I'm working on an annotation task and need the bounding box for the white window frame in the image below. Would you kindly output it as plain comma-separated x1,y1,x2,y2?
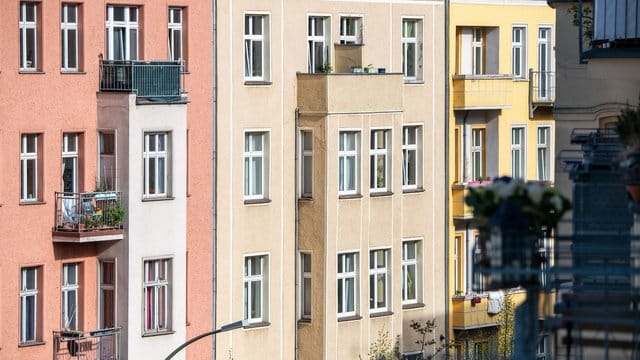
511,127,525,179
512,26,527,78
61,3,79,71
300,129,313,198
19,2,38,71
244,131,269,200
143,258,171,333
168,8,183,64
244,254,268,324
402,240,420,305
105,5,139,61
62,133,79,193
402,125,422,190
99,259,116,329
244,13,270,81
369,248,390,313
537,126,551,182
538,26,552,100
339,16,362,44
471,129,484,181
143,132,169,198
472,28,484,75
402,18,422,81
62,263,79,330
370,129,390,193
21,134,39,202
20,267,38,344
337,252,358,318
307,16,330,73
338,131,359,196
300,252,312,319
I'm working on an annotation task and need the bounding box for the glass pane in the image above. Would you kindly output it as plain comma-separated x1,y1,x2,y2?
314,18,323,36
113,7,125,21
67,264,77,285
158,260,167,280
252,157,262,195
146,262,156,282
376,156,386,188
338,255,344,273
244,16,250,35
346,133,355,151
145,288,155,330
313,42,323,72
303,156,312,194
252,40,262,77
338,157,345,192
244,157,250,195
345,254,354,272
67,5,77,23
406,43,416,77
113,28,124,60
253,16,263,35
251,281,261,318
303,254,311,272
252,134,262,151
404,21,415,37
67,290,77,328
129,7,137,22
26,4,35,22
303,278,311,316
243,282,249,318
369,274,375,308
148,159,156,194
407,265,416,300
24,268,36,290
102,262,114,285
158,158,166,194
346,156,355,191
147,134,156,152
158,286,166,328
26,28,35,68
171,9,181,24
249,257,261,276
25,296,36,340
66,133,77,152
406,242,416,259
407,150,416,185
102,289,115,328
377,274,386,307
376,251,386,268
474,47,482,74
26,159,36,199
345,278,354,312
130,29,138,60
337,279,343,313
302,132,313,151
20,30,24,67
172,30,181,60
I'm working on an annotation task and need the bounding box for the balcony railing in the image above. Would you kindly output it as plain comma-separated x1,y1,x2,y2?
53,191,124,243
53,327,120,360
99,60,184,100
452,74,513,110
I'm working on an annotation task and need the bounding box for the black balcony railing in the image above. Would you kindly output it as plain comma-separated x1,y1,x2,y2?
99,60,184,100
54,192,124,233
53,327,121,360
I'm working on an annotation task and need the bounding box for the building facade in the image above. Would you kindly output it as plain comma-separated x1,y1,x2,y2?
0,1,213,359
214,0,446,359
447,1,556,358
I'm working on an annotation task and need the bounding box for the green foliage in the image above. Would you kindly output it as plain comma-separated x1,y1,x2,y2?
615,100,640,152
497,292,516,359
367,327,400,360
105,203,125,227
409,319,452,360
320,63,333,73
568,4,593,42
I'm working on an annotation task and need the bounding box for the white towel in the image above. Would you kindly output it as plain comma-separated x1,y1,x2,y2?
487,290,504,314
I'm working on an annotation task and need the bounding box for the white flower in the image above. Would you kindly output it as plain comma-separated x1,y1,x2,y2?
527,183,545,205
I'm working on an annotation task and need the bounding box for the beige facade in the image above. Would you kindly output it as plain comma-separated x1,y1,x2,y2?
215,1,445,359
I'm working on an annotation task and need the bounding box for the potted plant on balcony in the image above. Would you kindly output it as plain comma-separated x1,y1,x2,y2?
615,100,640,201
105,203,125,228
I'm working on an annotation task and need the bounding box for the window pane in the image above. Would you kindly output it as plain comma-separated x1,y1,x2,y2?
376,274,386,308
102,289,115,328
148,160,156,194
158,286,166,328
244,157,250,195
24,268,36,290
66,264,77,285
251,281,261,318
302,132,313,151
338,157,345,192
158,134,166,152
26,28,36,68
303,278,311,315
251,157,262,195
314,18,323,35
406,43,416,77
253,16,263,35
102,262,114,285
376,155,386,188
369,274,375,308
345,278,354,312
345,254,354,272
303,254,311,272
67,5,77,23
158,158,166,194
252,134,262,151
337,279,343,313
407,150,416,185
129,7,137,22
313,42,324,72
252,40,263,77
407,264,416,300
26,159,36,198
145,288,155,330
303,156,312,194
346,156,355,190
130,29,138,60
376,251,386,268
24,296,36,340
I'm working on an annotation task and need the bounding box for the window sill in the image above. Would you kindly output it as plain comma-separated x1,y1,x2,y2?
370,191,393,197
244,321,270,329
334,42,365,47
244,80,272,86
297,318,312,324
298,196,313,202
404,80,424,85
369,311,394,318
19,341,46,347
512,77,529,82
142,330,175,338
19,200,46,206
19,70,45,74
338,194,362,200
402,302,426,310
61,70,86,75
403,187,425,194
337,315,362,323
142,196,175,202
244,198,272,205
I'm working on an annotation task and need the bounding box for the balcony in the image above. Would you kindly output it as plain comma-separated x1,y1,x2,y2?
452,74,513,110
452,184,474,220
297,73,404,115
53,327,120,360
529,70,555,118
53,192,124,243
99,60,185,101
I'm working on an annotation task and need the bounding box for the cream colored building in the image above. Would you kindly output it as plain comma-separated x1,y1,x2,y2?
214,0,446,359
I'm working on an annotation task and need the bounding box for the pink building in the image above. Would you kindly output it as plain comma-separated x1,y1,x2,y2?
0,1,213,359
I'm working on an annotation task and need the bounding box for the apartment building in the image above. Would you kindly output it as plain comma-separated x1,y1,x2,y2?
447,1,555,358
214,0,445,359
0,1,212,359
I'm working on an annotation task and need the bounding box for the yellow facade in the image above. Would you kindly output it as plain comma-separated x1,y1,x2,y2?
447,1,556,357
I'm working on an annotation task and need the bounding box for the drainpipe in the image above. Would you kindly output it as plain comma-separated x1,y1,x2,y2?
444,0,451,356
211,0,218,357
294,108,300,360
462,110,469,182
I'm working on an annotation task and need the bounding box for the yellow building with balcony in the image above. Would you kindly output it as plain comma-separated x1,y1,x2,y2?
447,1,556,358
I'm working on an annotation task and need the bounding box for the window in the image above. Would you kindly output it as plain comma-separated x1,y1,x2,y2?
369,249,389,313
143,259,171,333
300,252,312,319
370,130,390,193
99,260,115,329
402,241,420,304
300,130,313,198
337,253,357,317
472,28,484,75
244,132,269,200
538,27,552,100
19,2,38,71
143,132,169,198
308,16,330,73
471,129,485,181
511,127,525,179
402,126,421,190
20,134,40,202
62,133,79,193
402,19,422,81
168,8,186,70
537,126,551,181
454,235,464,294
244,14,270,81
338,131,359,196
244,255,268,323
62,263,79,330
61,3,79,71
512,26,526,78
339,16,362,44
474,341,490,360
106,5,139,61
99,132,116,190
20,266,40,343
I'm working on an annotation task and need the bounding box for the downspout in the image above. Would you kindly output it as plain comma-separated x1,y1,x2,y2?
294,108,300,360
462,110,469,182
211,0,218,357
444,0,451,355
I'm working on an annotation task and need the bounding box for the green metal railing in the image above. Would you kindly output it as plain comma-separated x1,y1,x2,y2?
100,60,184,100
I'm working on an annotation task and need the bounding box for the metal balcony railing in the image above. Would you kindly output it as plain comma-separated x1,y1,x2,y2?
54,192,124,233
99,60,184,99
530,70,555,104
53,327,121,360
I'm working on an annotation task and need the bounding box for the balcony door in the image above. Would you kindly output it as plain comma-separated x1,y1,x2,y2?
106,6,138,61
538,27,551,100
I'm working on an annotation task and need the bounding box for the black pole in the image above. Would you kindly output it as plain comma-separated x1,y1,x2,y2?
165,320,245,360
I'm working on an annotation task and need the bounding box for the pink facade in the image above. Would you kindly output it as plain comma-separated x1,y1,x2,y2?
0,1,212,358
